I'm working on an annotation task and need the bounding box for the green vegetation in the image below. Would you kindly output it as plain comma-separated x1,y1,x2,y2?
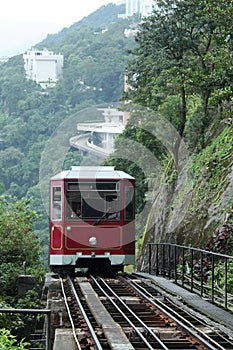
191,124,233,211
0,196,45,304
126,0,233,144
0,195,45,338
0,329,28,350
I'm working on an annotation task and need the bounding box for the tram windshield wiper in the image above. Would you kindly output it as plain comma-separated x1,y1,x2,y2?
93,208,110,226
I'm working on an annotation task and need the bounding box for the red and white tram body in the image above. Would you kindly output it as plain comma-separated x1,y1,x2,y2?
49,166,135,274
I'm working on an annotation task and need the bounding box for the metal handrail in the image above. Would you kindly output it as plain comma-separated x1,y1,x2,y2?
0,308,51,350
148,243,233,310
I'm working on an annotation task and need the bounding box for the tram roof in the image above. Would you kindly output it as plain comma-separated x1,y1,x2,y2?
50,166,135,181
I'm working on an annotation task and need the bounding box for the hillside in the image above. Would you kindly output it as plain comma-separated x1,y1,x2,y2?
0,3,136,261
0,3,135,196
137,122,233,270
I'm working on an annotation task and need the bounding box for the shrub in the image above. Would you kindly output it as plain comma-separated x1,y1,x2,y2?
0,329,28,349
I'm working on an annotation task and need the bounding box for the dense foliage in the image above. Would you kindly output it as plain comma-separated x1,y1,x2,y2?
0,329,28,350
0,196,45,303
124,0,233,150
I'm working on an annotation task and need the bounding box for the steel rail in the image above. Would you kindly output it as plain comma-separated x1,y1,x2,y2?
122,275,226,350
65,276,103,350
91,275,169,350
60,277,82,350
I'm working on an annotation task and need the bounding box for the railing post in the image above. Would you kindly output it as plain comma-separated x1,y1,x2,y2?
156,244,159,276
174,245,177,283
148,244,152,274
211,254,215,303
23,261,27,275
46,311,51,350
162,244,166,277
190,249,194,292
182,247,185,287
200,251,204,297
225,257,228,309
168,244,171,279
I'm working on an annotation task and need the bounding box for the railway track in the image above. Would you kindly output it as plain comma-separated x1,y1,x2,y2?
59,274,233,349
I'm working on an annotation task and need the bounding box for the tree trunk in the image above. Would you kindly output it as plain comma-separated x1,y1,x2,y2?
173,85,187,169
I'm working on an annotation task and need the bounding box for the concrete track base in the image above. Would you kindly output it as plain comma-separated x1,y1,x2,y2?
53,329,77,350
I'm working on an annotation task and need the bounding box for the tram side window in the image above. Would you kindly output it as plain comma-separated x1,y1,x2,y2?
124,186,134,221
52,187,62,220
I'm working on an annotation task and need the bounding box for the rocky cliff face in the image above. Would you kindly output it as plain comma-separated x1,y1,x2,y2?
137,122,233,271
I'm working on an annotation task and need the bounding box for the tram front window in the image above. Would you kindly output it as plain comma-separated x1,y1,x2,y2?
66,180,120,221
82,194,119,220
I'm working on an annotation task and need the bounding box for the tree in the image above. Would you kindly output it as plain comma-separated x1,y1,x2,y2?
126,0,233,148
0,196,45,302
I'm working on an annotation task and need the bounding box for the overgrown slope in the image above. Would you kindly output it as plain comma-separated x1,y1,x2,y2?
137,121,233,270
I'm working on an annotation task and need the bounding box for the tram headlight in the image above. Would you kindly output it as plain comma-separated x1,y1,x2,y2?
89,236,97,246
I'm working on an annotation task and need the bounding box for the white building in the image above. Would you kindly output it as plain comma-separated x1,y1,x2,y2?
23,49,63,88
126,0,141,16
119,0,155,18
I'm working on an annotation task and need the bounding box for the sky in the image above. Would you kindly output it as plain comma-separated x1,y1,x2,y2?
0,0,119,57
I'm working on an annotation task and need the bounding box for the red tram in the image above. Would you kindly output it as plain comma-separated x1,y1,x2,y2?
49,166,135,275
